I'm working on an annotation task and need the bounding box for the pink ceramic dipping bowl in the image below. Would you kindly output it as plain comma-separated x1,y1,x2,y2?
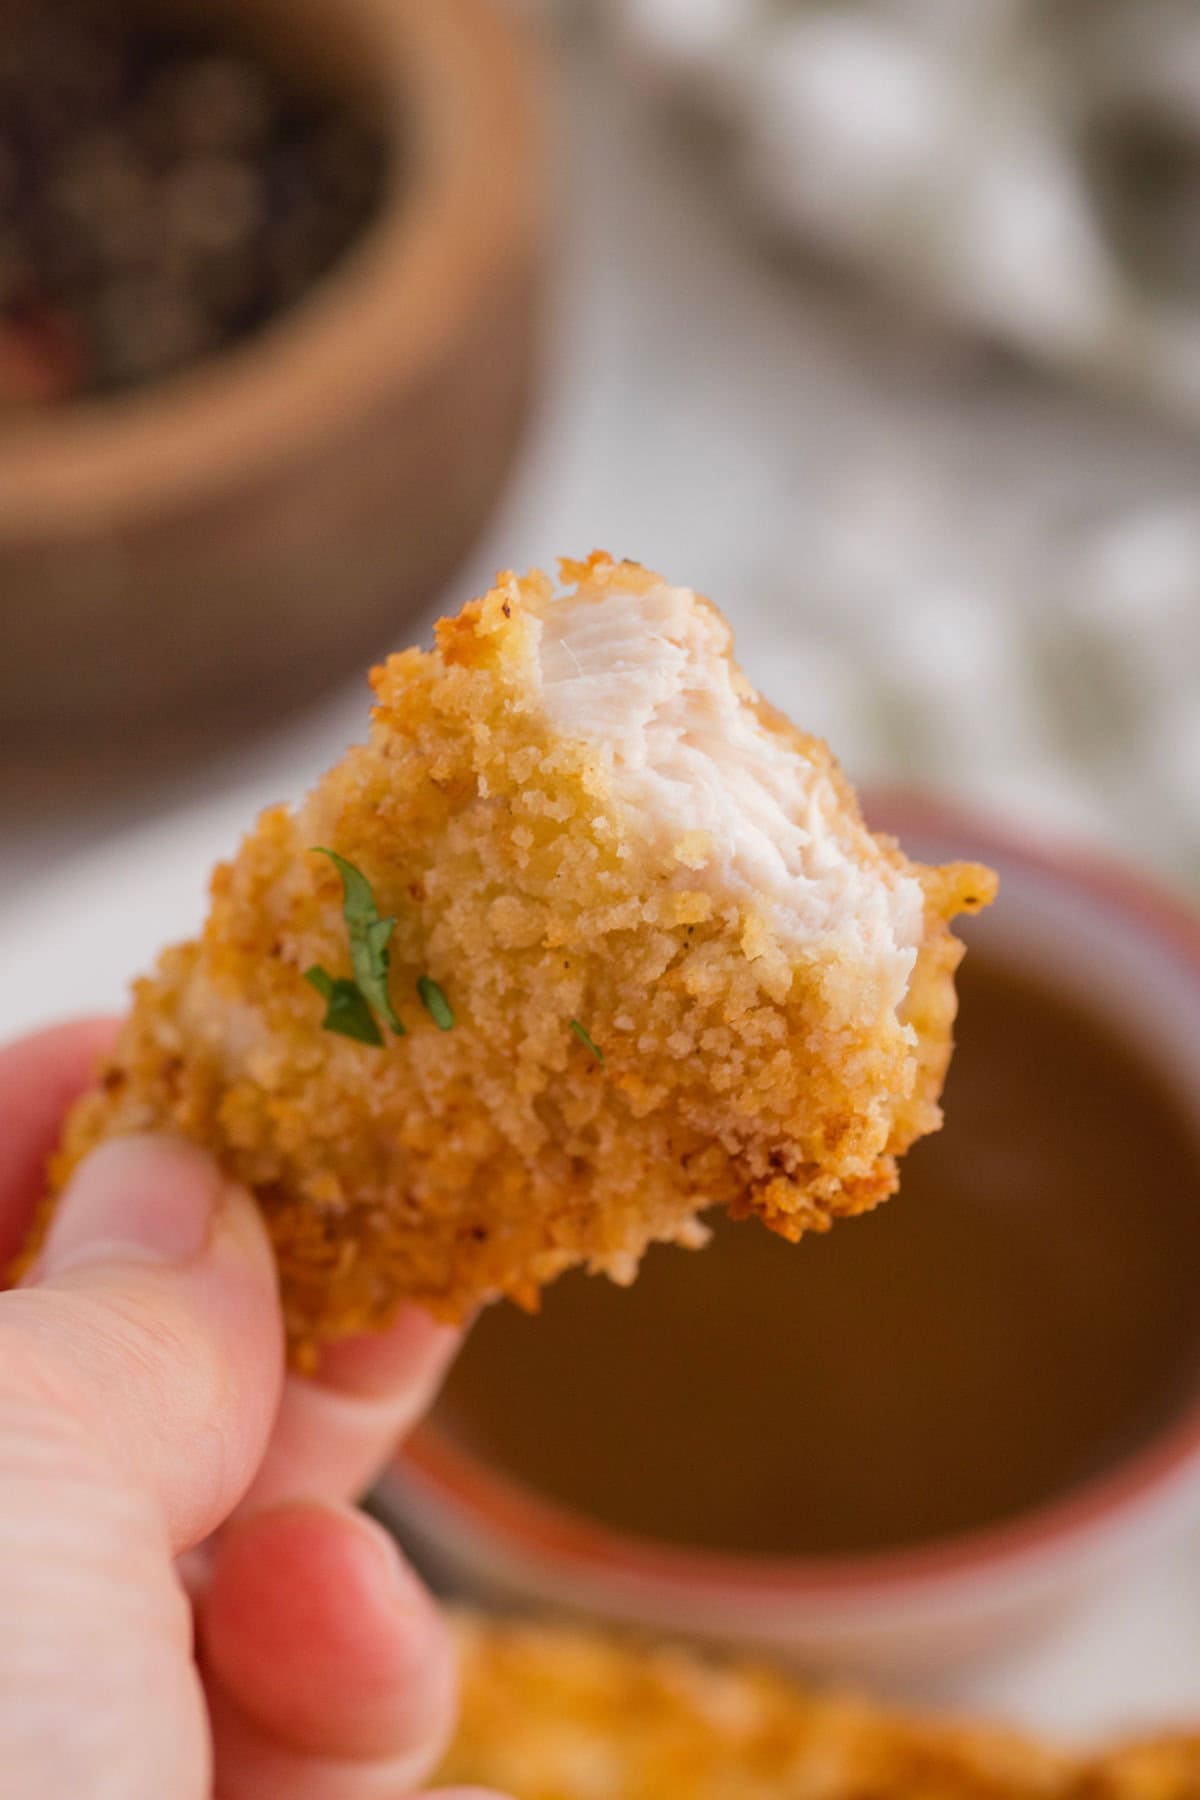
377,795,1200,1680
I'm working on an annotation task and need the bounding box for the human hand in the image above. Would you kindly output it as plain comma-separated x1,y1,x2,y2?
0,1020,505,1800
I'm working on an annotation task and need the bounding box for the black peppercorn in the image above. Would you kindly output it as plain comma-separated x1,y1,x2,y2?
0,0,387,403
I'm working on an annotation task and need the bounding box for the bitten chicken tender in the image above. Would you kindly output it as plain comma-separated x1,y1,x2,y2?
438,1613,1200,1800
36,554,994,1360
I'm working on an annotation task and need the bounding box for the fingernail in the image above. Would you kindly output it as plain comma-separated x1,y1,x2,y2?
37,1135,221,1276
315,1306,461,1400
350,1509,409,1594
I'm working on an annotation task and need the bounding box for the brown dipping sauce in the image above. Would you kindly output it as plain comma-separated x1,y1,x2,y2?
431,953,1200,1558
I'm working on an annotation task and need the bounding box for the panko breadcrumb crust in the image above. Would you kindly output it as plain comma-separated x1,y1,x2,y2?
438,1614,1200,1800
30,556,993,1362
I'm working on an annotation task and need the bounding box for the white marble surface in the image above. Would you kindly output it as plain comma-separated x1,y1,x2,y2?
2,29,1199,1747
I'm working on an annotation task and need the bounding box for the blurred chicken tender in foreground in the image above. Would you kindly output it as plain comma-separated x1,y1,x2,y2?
439,1614,1200,1799
40,554,993,1359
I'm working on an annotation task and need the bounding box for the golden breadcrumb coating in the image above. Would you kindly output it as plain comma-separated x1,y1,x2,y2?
1076,1740,1200,1799
32,554,993,1361
438,1613,1200,1800
439,1612,1060,1797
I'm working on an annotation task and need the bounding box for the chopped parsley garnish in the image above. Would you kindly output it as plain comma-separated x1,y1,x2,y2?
418,976,455,1031
570,1018,604,1063
304,965,384,1046
306,851,600,1059
306,848,404,1044
314,848,404,1033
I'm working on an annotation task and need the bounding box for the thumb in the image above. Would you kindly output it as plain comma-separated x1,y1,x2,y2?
0,1135,283,1800
4,1133,284,1549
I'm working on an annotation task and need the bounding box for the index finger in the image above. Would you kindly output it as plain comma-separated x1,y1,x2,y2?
234,1306,461,1515
0,1018,118,1269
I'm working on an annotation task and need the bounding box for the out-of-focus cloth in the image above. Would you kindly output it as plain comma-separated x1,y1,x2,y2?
765,488,1200,889
595,0,1200,888
613,0,1200,429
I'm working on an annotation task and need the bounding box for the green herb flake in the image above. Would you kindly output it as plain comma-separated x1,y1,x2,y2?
418,975,455,1031
311,847,405,1035
569,1018,604,1064
304,965,384,1047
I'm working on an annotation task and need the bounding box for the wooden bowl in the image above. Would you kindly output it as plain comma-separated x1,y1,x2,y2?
0,0,547,773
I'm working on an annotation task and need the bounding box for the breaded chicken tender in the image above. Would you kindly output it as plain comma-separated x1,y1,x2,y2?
438,1613,1200,1800
37,554,994,1360
439,1612,1062,1797
1078,1739,1200,1799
